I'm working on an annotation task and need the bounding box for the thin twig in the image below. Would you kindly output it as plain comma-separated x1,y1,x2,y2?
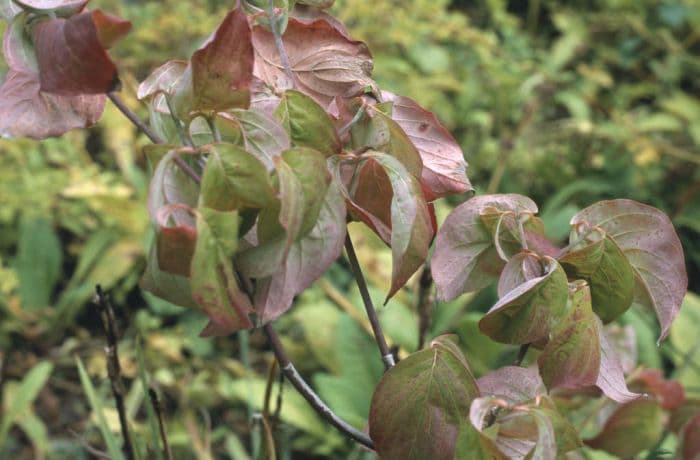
344,235,395,369
263,324,375,450
266,0,295,85
513,344,530,367
417,265,434,350
165,95,193,147
108,92,163,144
94,285,135,460
69,429,112,460
149,388,174,460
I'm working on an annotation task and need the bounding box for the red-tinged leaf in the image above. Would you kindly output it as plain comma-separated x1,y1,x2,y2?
274,89,341,157
477,366,546,404
632,369,685,410
369,335,479,460
570,199,687,341
0,69,105,139
4,13,37,72
455,422,505,460
291,4,349,38
147,148,200,220
382,92,470,199
32,10,130,94
218,109,290,170
154,205,196,276
14,0,87,16
198,143,276,212
249,77,281,116
141,244,197,308
595,316,640,403
670,400,700,433
248,182,346,323
584,399,663,457
191,208,254,336
350,102,423,178
680,412,700,460
529,406,581,458
469,397,536,460
432,194,538,301
91,10,131,48
295,0,335,9
187,7,254,113
479,257,568,345
559,232,635,323
137,60,188,100
497,251,543,298
538,281,601,390
252,17,376,107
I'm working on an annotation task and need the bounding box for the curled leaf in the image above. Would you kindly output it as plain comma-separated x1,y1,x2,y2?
595,316,640,403
137,60,188,100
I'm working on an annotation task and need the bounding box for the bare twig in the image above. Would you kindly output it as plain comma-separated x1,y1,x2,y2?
263,324,375,450
344,235,395,369
94,285,135,460
266,0,295,85
149,388,174,460
417,265,434,350
513,344,531,367
69,429,112,460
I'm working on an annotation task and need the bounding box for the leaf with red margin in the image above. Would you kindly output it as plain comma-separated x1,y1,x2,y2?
382,92,471,200
252,17,376,107
538,281,601,390
31,10,130,94
595,316,640,403
432,194,539,301
632,369,685,410
248,181,346,324
369,335,479,460
14,0,87,17
570,199,687,341
172,6,253,116
680,412,700,460
584,399,664,458
0,69,105,139
479,257,568,345
191,208,254,336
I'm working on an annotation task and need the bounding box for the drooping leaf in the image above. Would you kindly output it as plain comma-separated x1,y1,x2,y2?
13,0,87,16
248,182,346,323
219,109,290,170
172,6,254,117
584,399,663,457
538,281,601,390
199,143,276,211
382,92,470,199
252,17,376,107
432,194,539,301
369,335,479,460
570,199,687,340
137,60,188,100
274,89,341,156
479,257,568,345
190,208,254,336
529,406,581,458
477,366,546,404
595,316,640,403
680,412,700,460
632,369,685,410
0,69,105,139
32,10,131,94
559,232,635,323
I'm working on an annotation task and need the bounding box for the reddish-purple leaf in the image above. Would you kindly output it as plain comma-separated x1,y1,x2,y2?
137,60,188,100
295,0,335,9
432,194,538,301
595,317,640,403
369,335,479,460
32,10,130,94
252,17,376,107
538,281,601,390
477,366,546,404
382,92,471,200
585,399,664,457
248,182,346,323
680,412,700,460
0,69,104,139
141,244,197,309
497,251,543,298
14,0,87,16
570,199,687,341
479,257,568,345
633,369,685,410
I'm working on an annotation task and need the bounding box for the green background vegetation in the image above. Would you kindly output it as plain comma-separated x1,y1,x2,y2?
1,0,699,458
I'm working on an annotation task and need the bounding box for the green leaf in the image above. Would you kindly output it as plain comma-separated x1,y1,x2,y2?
369,335,479,460
669,292,700,396
433,194,539,301
137,60,188,101
274,90,341,157
559,232,635,323
584,399,664,458
570,199,687,341
75,358,126,460
190,208,254,335
479,257,568,344
219,109,290,170
530,406,582,458
15,215,63,310
538,281,601,390
199,143,275,211
0,361,53,445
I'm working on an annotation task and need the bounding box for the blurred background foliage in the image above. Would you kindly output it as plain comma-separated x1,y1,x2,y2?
0,0,699,458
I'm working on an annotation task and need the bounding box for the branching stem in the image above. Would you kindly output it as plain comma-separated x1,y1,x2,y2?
266,1,295,85
344,235,395,369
